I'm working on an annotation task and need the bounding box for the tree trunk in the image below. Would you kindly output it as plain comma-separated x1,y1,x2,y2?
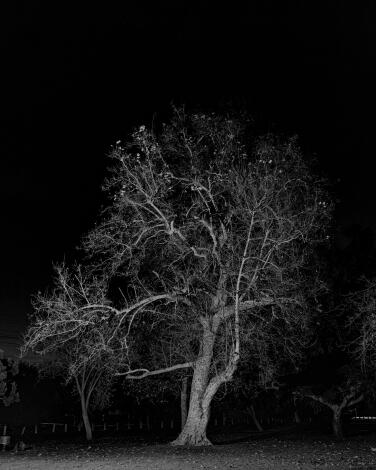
248,404,263,432
172,357,213,445
172,326,217,446
180,376,189,430
293,396,301,424
80,394,93,441
332,408,343,440
173,394,211,445
172,318,238,446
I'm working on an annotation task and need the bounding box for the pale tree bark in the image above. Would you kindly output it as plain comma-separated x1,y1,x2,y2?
171,315,239,446
117,306,243,445
120,344,228,445
171,228,255,445
171,324,216,445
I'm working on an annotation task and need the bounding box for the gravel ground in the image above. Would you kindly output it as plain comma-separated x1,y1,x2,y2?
1,433,376,469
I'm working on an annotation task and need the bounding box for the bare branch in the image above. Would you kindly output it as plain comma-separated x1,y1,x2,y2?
116,361,195,379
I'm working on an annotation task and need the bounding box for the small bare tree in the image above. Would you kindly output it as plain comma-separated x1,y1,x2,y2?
22,265,114,441
23,108,332,445
294,374,364,439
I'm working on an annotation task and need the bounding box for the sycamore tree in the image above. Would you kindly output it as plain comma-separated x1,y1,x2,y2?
85,108,332,444
22,265,114,441
23,108,332,445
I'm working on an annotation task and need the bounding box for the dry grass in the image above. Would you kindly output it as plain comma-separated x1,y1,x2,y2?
1,433,376,469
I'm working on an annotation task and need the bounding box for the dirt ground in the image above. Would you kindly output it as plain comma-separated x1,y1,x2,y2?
1,433,376,469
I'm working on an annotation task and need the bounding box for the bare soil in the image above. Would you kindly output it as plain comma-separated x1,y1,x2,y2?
1,432,376,469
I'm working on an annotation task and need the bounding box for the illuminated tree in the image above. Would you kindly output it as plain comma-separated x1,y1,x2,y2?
23,108,332,445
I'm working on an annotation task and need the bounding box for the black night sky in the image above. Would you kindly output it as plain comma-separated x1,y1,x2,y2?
1,2,376,356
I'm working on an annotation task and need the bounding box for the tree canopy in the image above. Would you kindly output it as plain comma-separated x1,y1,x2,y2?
23,107,332,444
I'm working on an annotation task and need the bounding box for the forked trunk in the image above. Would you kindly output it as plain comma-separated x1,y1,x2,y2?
172,318,238,446
172,326,216,446
174,399,211,445
80,395,93,441
172,362,212,445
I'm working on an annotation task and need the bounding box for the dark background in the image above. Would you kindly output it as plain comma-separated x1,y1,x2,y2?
1,1,376,356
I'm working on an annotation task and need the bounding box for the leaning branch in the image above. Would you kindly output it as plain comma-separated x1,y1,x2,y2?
215,297,276,326
303,393,334,409
116,293,178,317
107,293,178,345
345,393,364,409
116,361,195,379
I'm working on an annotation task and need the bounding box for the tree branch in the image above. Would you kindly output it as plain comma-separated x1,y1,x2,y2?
295,391,335,411
346,393,364,409
216,296,277,325
116,361,195,379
